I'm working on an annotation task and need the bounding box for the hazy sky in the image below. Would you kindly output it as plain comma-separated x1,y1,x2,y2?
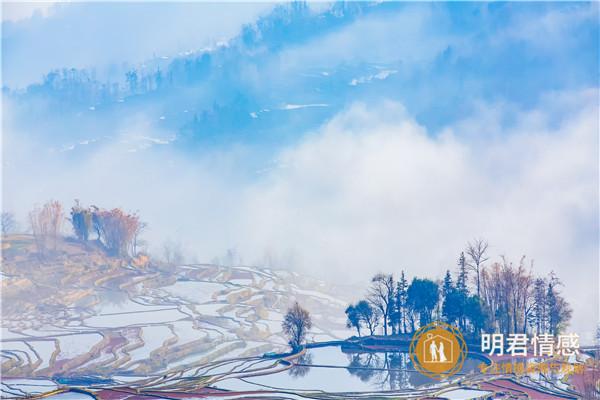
2,1,274,88
2,2,598,338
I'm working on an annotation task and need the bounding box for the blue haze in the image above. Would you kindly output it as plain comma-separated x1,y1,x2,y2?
1,2,598,335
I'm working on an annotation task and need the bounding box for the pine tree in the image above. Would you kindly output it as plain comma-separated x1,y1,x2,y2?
443,270,453,297
456,252,468,295
397,271,408,334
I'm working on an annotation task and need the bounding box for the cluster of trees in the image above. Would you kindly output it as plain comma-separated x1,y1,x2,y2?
482,258,572,335
70,200,140,257
346,239,572,340
21,199,143,259
13,2,371,117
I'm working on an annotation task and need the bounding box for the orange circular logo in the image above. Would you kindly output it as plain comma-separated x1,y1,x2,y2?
409,321,467,379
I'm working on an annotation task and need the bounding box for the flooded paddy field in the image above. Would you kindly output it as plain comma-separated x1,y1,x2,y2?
1,237,353,380
1,237,595,399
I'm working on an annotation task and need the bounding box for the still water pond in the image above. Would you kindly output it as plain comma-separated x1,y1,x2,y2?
217,345,484,393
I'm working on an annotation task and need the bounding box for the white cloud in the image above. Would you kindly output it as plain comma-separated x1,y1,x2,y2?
2,2,60,22
2,2,274,88
2,92,597,336
493,3,599,50
235,96,598,335
280,4,456,69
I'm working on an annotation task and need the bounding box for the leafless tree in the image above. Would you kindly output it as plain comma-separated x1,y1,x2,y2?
213,247,243,267
465,238,489,297
223,247,243,267
514,256,534,334
29,200,64,258
367,273,395,336
163,239,185,267
1,212,17,237
132,221,148,256
282,301,312,350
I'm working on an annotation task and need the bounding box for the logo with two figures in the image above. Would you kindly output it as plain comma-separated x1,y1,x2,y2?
409,321,467,379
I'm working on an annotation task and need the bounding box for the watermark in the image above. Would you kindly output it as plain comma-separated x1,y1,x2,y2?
411,325,589,379
481,333,580,357
409,321,467,379
479,361,587,375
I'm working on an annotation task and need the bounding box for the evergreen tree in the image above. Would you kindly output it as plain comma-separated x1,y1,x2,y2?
530,277,548,333
407,278,439,327
71,200,93,241
442,287,461,326
443,270,453,297
398,271,408,334
390,271,409,334
547,281,572,334
456,252,468,295
465,295,486,335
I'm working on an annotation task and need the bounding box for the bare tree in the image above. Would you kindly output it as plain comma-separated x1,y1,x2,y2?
213,247,243,267
163,239,184,267
29,200,64,258
465,238,489,297
1,212,17,237
223,247,243,267
132,221,148,256
515,256,534,334
282,301,312,350
367,273,395,336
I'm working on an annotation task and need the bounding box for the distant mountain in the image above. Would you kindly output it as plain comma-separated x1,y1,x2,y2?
3,3,387,152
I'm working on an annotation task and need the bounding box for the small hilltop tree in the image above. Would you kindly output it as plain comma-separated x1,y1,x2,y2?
92,207,138,257
70,200,93,241
282,301,312,350
29,200,64,259
1,212,17,237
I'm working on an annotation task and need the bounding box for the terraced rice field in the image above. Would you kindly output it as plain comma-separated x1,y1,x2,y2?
1,237,594,399
1,236,354,381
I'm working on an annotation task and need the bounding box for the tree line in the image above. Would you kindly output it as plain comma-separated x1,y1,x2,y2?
346,239,572,340
5,199,144,259
8,2,371,118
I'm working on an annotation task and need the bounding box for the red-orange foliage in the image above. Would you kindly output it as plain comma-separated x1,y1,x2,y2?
92,207,138,257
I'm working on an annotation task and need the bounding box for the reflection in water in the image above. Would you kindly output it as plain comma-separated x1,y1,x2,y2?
216,346,486,394
347,352,378,383
345,350,475,390
346,351,415,390
289,353,313,379
97,289,129,307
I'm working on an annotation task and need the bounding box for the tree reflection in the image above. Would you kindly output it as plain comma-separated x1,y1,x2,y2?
288,352,313,379
345,351,418,390
347,352,378,382
97,289,129,307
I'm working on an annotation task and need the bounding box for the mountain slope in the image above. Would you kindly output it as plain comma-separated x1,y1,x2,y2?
1,235,355,378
